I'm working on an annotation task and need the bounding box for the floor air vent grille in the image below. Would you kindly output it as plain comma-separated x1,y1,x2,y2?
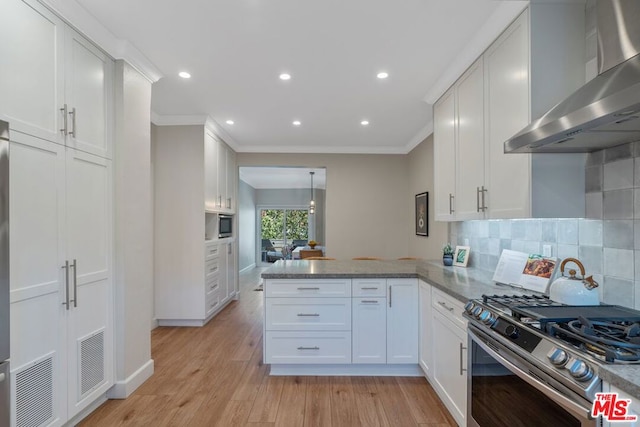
80,331,104,396
16,357,54,427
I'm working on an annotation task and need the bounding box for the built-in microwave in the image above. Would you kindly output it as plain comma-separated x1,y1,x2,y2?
219,215,233,238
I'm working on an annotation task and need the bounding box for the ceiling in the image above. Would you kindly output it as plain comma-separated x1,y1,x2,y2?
240,167,326,190
75,0,527,154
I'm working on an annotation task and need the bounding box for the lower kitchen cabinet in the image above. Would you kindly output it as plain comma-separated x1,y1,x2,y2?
264,278,419,370
431,288,468,427
419,280,433,379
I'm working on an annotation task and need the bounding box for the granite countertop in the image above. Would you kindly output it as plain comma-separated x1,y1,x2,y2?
262,259,640,399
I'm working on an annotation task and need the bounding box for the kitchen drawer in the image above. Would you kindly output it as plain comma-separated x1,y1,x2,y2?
352,278,386,297
205,272,220,294
265,298,351,331
205,258,220,281
432,288,466,329
205,287,221,316
204,242,220,260
265,279,351,298
265,331,351,364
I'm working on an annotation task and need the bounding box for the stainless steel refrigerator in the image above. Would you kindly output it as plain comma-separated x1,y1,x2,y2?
0,119,10,426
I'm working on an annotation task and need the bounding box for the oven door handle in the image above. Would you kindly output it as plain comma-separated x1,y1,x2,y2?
469,329,593,422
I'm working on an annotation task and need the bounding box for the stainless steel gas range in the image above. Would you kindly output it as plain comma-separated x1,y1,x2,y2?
464,294,640,427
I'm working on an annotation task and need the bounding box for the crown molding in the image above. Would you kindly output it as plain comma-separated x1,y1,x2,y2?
404,122,434,154
422,1,528,105
234,144,410,155
39,0,162,83
150,113,241,150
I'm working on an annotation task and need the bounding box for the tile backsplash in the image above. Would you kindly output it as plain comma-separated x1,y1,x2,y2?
450,141,640,310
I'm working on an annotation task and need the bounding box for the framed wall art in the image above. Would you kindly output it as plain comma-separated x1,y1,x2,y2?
453,245,470,267
415,192,428,236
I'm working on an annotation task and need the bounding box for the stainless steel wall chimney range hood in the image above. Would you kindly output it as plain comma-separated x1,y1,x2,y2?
505,0,640,153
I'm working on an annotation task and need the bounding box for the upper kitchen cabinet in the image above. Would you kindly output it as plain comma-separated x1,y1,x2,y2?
434,3,587,221
0,0,113,159
205,131,236,214
433,89,456,221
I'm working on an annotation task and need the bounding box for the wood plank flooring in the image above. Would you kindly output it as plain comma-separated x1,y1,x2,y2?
80,268,456,426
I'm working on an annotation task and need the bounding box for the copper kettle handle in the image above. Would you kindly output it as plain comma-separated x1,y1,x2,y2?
560,257,586,278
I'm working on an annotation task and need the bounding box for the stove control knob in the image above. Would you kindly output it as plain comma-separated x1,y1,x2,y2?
478,310,496,325
547,348,569,367
567,359,594,382
464,301,476,314
504,325,519,339
472,306,483,318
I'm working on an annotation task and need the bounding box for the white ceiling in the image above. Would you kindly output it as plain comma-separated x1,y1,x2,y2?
73,0,528,153
240,167,326,190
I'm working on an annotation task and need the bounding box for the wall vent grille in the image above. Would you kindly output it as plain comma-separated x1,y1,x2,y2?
15,357,54,427
80,331,104,397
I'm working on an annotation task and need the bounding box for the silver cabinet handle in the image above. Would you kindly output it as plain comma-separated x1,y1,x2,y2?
60,104,68,135
297,287,320,290
71,259,77,307
449,193,454,214
297,346,320,351
69,107,76,137
62,260,70,309
297,313,320,317
226,197,231,208
0,373,5,382
438,301,454,312
459,342,467,375
481,186,487,212
218,195,222,207
476,187,481,212
361,287,378,290
228,243,232,254
361,300,379,304
388,286,392,308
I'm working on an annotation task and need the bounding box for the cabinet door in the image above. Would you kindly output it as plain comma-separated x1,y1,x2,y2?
204,131,217,211
352,297,386,364
485,10,531,219
386,279,418,364
432,309,467,426
418,280,433,379
0,0,65,145
216,140,227,211
9,134,67,427
225,148,236,212
456,58,485,220
65,149,113,417
433,89,456,221
65,29,112,159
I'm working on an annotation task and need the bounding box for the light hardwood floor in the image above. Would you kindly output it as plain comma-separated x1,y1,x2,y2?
80,268,456,426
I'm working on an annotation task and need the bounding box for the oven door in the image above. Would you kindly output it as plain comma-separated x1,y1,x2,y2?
468,325,599,427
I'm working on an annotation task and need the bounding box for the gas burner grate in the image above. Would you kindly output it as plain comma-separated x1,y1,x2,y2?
482,294,561,310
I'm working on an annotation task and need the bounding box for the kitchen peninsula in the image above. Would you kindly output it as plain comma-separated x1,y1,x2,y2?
261,259,640,427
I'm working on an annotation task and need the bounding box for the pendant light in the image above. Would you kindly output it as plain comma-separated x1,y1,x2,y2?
309,171,315,214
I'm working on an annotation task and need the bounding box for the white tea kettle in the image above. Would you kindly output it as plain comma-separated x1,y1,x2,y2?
549,258,600,306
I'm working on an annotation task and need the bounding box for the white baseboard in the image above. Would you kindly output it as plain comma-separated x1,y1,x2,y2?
239,263,256,274
107,359,155,399
269,364,422,377
67,393,108,425
150,317,159,330
157,318,206,327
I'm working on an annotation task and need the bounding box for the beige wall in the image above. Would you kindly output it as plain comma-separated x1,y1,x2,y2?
238,147,445,260
407,135,448,259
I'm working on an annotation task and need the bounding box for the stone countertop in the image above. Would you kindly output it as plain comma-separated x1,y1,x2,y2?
262,259,640,399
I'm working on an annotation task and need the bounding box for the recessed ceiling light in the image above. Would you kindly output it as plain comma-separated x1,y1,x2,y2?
376,72,389,79
361,120,370,126
292,120,301,126
279,73,291,81
226,120,234,125
178,71,191,79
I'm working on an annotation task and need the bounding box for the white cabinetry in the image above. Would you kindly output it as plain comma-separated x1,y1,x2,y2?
264,278,419,369
386,278,419,364
601,384,640,427
9,131,113,426
419,280,433,379
433,4,587,221
204,131,236,214
431,288,467,427
0,0,113,159
154,125,237,326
